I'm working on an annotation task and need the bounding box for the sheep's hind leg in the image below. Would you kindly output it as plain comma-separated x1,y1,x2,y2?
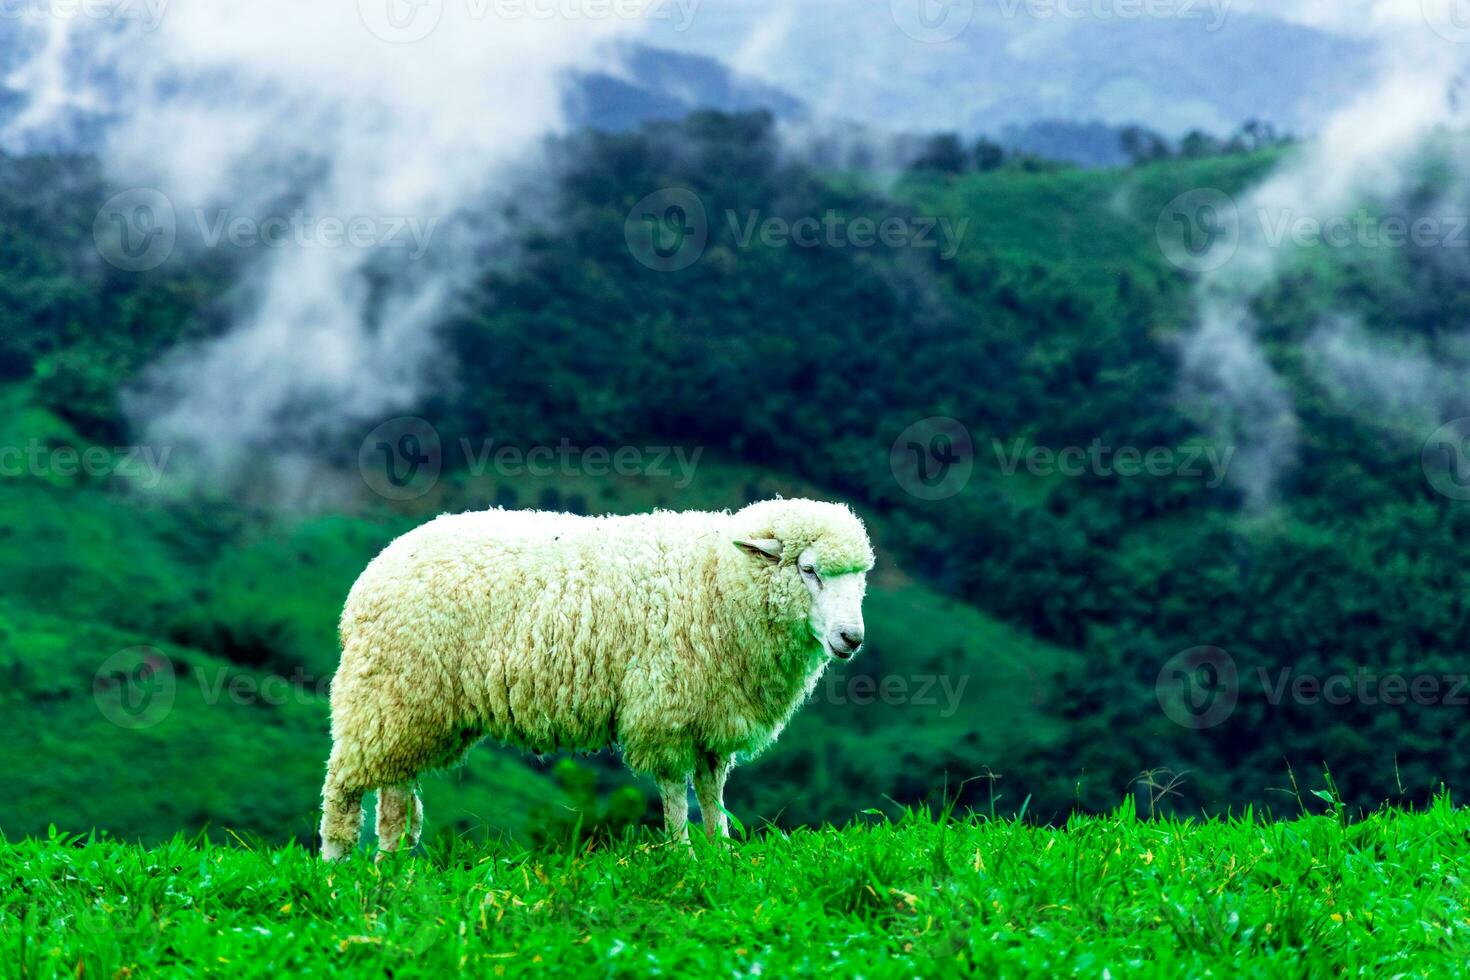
658,775,690,841
694,751,734,840
376,783,424,858
320,772,365,862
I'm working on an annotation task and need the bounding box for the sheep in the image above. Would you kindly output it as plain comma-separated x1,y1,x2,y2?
318,497,875,859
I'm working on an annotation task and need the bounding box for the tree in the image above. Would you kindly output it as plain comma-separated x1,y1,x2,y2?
1239,119,1280,151
1179,130,1223,159
972,138,1006,172
1119,126,1171,165
910,132,969,175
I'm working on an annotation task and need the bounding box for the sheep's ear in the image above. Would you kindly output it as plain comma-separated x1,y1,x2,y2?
734,538,783,563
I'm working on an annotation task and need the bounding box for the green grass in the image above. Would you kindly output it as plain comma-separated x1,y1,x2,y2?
8,801,1470,977
908,150,1285,280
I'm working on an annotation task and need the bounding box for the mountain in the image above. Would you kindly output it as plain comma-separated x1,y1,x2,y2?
564,43,804,132
639,1,1373,138
999,119,1132,167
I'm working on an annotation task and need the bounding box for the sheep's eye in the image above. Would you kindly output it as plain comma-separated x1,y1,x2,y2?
800,564,821,585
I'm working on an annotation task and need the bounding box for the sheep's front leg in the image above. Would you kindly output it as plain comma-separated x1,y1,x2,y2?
694,751,734,840
658,775,690,841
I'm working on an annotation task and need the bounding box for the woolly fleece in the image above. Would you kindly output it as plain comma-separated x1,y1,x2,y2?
319,498,873,856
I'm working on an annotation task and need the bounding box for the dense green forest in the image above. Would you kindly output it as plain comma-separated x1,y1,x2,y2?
5,110,1469,845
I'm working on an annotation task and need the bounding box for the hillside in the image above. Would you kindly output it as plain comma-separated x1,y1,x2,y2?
5,110,1470,835
7,802,1469,976
0,385,1078,843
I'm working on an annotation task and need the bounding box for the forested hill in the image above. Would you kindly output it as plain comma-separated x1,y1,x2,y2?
4,110,1469,843
449,112,1470,815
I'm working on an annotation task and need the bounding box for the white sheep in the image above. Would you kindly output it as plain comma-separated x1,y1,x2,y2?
319,497,874,859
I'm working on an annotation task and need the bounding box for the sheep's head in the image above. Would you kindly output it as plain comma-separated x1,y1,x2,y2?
733,499,875,661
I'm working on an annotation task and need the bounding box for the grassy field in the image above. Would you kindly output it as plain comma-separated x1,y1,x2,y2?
6,800,1469,977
